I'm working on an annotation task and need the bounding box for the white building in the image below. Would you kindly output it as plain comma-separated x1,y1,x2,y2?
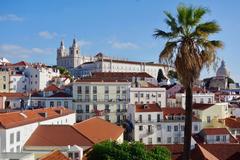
72,79,131,123
175,92,215,109
130,82,166,106
24,65,60,92
127,104,202,145
9,73,29,93
56,38,170,79
0,107,75,153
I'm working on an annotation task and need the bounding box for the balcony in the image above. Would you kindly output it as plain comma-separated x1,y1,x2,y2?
76,109,83,113
73,98,130,103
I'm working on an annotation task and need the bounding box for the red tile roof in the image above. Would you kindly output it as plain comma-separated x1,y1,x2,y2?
200,144,240,160
225,117,240,128
73,117,124,143
39,150,70,160
44,84,61,92
8,61,29,66
135,103,162,112
0,107,74,129
25,125,93,148
0,92,28,98
192,103,215,110
201,128,230,135
76,72,153,83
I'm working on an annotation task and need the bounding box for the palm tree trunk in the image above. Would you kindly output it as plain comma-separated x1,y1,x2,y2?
183,85,193,160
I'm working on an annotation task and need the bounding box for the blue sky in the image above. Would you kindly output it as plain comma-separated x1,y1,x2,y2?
0,0,240,82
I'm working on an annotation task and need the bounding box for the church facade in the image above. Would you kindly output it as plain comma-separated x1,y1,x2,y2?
56,39,170,79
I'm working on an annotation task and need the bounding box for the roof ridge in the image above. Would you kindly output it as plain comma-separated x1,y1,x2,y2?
71,125,95,144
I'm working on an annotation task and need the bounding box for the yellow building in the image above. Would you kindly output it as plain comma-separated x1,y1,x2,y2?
193,103,229,128
0,70,10,92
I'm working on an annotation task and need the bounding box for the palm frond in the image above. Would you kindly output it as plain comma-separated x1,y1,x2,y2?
192,7,208,25
159,41,177,62
153,29,175,39
164,11,179,33
195,21,221,36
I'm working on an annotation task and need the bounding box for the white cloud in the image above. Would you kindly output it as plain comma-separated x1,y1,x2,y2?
77,40,92,46
0,44,53,59
38,31,58,39
0,14,23,22
108,40,139,49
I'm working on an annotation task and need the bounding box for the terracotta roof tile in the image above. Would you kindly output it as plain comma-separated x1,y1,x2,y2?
225,117,240,128
0,107,74,129
200,144,240,160
73,117,124,143
135,103,162,112
201,128,230,135
0,92,28,98
76,72,153,83
39,150,70,160
25,125,93,148
192,103,215,110
44,84,61,92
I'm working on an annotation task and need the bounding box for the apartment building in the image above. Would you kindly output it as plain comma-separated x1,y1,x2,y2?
0,107,75,152
127,104,202,145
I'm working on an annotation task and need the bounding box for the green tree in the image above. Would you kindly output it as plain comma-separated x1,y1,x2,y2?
168,70,178,80
88,141,171,160
153,5,223,159
56,66,73,81
157,69,167,83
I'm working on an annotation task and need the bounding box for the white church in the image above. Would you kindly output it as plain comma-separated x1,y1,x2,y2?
56,38,171,79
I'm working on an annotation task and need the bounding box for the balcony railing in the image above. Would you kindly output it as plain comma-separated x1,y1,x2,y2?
73,98,130,103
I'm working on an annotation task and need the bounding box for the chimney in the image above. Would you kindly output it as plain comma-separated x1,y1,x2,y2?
56,109,63,115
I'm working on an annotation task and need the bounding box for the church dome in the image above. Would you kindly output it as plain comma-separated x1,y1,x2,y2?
216,60,229,77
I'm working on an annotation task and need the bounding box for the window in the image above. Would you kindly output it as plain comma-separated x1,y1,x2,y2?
167,137,172,143
3,84,6,89
181,125,184,131
105,104,110,112
157,114,161,122
105,86,109,94
16,145,20,152
208,98,211,104
16,131,20,142
135,93,138,98
57,101,61,106
93,95,97,101
77,86,82,94
141,93,144,98
139,138,143,142
105,115,110,121
148,138,152,144
85,95,90,102
158,94,161,97
64,101,68,108
139,115,142,122
85,86,89,94
157,125,161,130
35,74,37,78
68,153,73,159
50,101,54,107
74,152,80,159
194,125,198,132
116,86,120,94
167,126,171,132
223,135,226,142
207,116,211,123
3,76,6,81
93,86,97,94
200,98,204,103
85,105,89,113
148,114,151,122
157,137,161,143
174,137,179,143
139,125,143,131
216,136,220,141
10,133,14,144
104,95,109,101
146,94,150,99
174,125,178,132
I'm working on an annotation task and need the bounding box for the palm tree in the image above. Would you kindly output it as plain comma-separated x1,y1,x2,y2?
153,5,223,160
